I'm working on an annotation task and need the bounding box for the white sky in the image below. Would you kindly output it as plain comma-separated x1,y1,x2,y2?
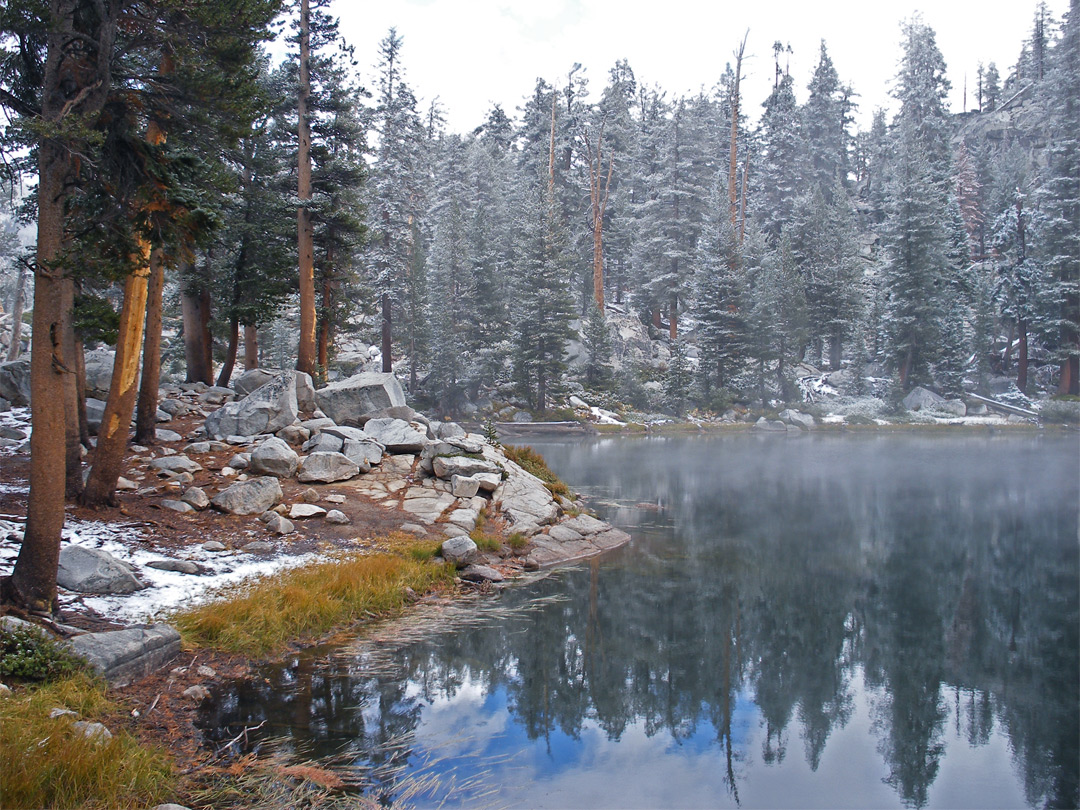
331,0,1069,133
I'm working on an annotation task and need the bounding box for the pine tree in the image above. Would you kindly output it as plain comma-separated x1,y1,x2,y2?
881,17,955,391
367,28,426,377
664,338,692,416
754,70,803,239
1034,0,1080,394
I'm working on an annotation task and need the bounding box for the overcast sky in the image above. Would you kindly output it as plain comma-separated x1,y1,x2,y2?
330,0,1069,133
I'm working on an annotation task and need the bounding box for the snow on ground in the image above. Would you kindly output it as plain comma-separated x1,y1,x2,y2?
590,406,625,426
0,515,324,624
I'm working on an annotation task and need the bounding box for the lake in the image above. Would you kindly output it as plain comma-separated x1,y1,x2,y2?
201,431,1079,809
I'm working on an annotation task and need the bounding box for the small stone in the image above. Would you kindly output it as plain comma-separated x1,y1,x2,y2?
0,683,11,697
265,514,294,535
324,493,346,504
399,523,428,535
195,665,216,678
50,708,79,719
289,503,327,519
155,428,184,443
451,475,480,498
202,541,226,552
146,559,200,574
181,487,210,510
160,499,196,514
115,477,138,491
241,541,274,554
220,467,238,478
325,509,350,524
72,720,113,743
182,685,211,702
461,564,505,583
441,535,478,567
227,453,250,469
301,487,320,503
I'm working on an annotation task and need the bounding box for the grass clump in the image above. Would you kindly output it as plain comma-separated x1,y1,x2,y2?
0,673,175,809
502,444,571,499
0,623,89,682
507,532,528,552
173,549,455,655
469,507,502,552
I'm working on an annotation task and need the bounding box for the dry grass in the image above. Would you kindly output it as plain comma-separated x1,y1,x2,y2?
172,548,455,655
0,673,175,809
502,444,571,499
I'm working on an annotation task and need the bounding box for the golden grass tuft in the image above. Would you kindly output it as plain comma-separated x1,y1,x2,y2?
502,444,571,498
172,549,455,655
0,673,175,809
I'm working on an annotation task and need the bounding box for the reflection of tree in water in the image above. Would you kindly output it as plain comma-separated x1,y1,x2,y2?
202,435,1078,809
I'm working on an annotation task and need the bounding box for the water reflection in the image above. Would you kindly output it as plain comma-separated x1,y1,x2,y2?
201,433,1079,809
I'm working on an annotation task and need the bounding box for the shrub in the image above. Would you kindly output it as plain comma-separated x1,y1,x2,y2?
507,532,528,552
0,623,88,682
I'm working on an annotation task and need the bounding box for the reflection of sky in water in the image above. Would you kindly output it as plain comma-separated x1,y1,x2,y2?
401,666,1025,809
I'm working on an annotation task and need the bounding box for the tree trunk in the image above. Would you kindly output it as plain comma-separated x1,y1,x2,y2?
1059,355,1080,396
317,265,332,379
652,309,662,330
1016,319,1028,395
381,293,392,373
74,335,90,449
829,329,843,372
899,346,913,390
13,137,71,613
134,248,165,445
81,248,152,507
243,324,258,369
82,85,167,508
181,284,213,383
11,0,118,609
5,258,26,360
60,276,82,499
728,32,747,231
669,296,678,341
295,0,317,377
217,317,239,388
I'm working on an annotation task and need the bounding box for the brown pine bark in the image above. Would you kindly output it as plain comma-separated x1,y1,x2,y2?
82,104,167,507
181,284,213,383
81,247,152,507
9,0,116,612
295,0,317,377
60,276,82,499
584,126,613,314
135,247,165,445
243,325,258,369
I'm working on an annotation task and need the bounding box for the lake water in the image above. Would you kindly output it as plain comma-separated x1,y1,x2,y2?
201,431,1079,809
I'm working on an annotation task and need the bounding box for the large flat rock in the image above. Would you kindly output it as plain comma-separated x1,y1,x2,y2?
314,372,406,426
66,625,181,686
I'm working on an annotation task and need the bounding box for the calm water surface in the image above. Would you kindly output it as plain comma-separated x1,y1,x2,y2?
202,432,1079,809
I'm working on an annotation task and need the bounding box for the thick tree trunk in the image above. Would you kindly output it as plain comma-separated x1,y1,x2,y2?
381,293,392,373
13,137,71,613
135,248,165,445
217,318,239,388
5,258,26,360
181,285,213,383
81,249,151,507
11,0,118,610
243,324,258,370
295,0,316,376
1059,355,1079,396
669,296,678,341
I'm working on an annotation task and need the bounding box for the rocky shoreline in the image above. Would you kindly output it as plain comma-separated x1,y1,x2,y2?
0,368,631,687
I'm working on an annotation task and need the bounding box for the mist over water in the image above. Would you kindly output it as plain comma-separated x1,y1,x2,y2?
202,432,1079,809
